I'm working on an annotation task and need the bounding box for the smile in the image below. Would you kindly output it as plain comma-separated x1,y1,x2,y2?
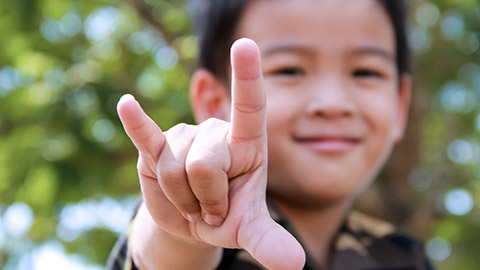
294,137,361,154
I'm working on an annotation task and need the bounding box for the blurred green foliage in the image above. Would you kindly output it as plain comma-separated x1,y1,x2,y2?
0,0,195,268
0,0,479,269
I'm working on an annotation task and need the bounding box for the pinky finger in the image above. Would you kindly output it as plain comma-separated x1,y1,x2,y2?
117,94,166,161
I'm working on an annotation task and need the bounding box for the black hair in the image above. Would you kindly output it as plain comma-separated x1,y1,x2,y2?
194,0,252,81
194,0,410,82
377,0,411,75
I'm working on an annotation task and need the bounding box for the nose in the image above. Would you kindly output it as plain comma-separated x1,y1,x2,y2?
305,79,356,119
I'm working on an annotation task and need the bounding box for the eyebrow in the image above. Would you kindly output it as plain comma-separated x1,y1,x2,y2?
261,43,313,57
261,43,395,62
349,47,395,62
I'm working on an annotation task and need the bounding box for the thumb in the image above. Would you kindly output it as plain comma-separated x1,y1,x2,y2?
239,216,306,270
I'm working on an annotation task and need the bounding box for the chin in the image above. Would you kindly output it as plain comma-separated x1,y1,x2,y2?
266,184,359,210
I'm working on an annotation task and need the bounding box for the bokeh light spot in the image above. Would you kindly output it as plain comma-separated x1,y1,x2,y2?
92,119,115,143
426,237,452,261
66,60,102,84
57,197,133,241
456,32,480,55
44,67,66,91
475,114,480,133
409,167,432,191
0,215,5,248
440,81,469,113
409,26,432,53
31,241,102,270
154,46,178,70
448,139,474,164
416,3,440,29
441,14,465,40
137,68,164,98
0,67,22,96
28,82,54,106
469,34,479,52
59,13,82,37
84,7,121,41
40,133,77,161
3,203,34,237
444,188,474,216
65,86,99,116
128,29,164,55
40,19,63,43
177,35,197,59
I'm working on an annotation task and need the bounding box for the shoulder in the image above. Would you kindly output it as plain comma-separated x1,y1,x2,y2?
331,211,435,270
344,211,424,252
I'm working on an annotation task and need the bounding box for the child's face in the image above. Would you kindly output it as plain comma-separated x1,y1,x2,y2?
234,0,410,207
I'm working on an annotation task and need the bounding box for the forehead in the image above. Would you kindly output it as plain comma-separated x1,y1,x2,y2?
235,0,395,56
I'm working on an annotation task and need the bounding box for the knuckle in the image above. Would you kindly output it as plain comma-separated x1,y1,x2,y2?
203,117,217,125
137,156,157,179
176,201,199,213
200,197,227,217
200,197,223,207
173,122,189,131
234,102,264,114
186,159,215,180
165,123,190,138
159,163,185,184
201,117,229,129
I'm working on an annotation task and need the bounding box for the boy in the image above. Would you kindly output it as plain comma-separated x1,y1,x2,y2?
109,0,434,269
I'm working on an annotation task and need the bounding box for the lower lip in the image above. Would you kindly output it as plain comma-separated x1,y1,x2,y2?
297,140,358,153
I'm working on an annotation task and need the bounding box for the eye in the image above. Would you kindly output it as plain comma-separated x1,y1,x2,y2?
272,67,305,77
353,69,383,78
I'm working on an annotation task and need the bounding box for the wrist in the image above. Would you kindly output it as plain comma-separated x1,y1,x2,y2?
130,203,222,270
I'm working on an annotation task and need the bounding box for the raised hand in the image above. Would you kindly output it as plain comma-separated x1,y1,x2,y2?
117,38,305,270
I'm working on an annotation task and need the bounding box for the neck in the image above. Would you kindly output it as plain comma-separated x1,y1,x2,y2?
269,198,352,269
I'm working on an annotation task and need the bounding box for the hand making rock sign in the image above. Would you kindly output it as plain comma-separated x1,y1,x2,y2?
117,38,305,270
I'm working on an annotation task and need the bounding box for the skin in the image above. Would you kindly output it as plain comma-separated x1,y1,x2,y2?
233,0,411,265
119,39,304,270
117,0,411,269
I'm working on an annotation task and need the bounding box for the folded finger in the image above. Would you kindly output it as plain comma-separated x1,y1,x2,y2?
186,118,231,226
138,163,190,234
158,124,202,222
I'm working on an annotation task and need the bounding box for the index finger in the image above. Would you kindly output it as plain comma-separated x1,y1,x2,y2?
230,38,266,142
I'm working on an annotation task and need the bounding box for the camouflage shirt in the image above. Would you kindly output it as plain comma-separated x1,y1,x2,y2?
107,208,434,270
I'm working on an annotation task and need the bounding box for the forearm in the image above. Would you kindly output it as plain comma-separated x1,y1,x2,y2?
130,203,223,270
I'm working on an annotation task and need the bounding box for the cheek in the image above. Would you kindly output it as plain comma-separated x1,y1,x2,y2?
264,88,298,132
358,90,399,160
264,89,299,174
360,89,397,132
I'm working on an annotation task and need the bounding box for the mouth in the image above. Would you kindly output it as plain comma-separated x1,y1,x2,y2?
294,136,361,153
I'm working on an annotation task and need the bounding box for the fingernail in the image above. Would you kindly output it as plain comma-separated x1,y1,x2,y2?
120,94,134,102
185,212,202,223
204,215,224,226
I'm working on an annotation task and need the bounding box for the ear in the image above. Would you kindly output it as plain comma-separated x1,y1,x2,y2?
393,74,412,142
190,69,231,123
